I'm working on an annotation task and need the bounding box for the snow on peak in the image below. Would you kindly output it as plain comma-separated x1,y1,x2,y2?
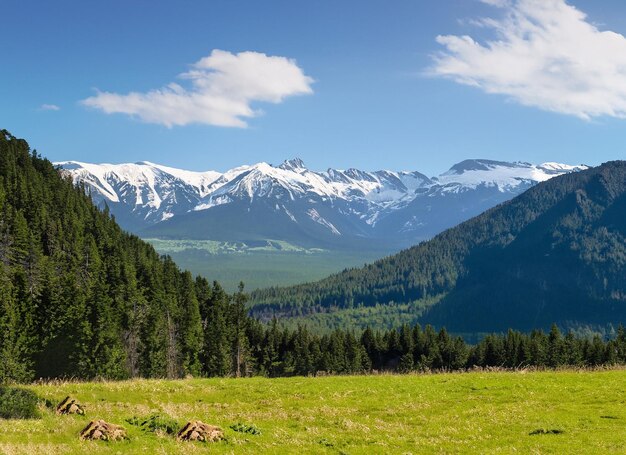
445,159,526,175
437,159,586,193
58,157,586,228
278,158,307,171
539,162,589,173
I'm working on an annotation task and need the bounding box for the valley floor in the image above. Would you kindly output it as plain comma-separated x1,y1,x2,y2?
1,370,625,454
146,238,390,291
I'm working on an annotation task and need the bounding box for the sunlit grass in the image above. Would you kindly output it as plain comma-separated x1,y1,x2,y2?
1,370,625,454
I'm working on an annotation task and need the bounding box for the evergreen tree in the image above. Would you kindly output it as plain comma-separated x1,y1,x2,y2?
178,271,203,376
230,282,251,377
201,282,232,376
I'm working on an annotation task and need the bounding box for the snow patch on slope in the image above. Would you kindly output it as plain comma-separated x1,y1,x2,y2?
307,208,341,235
57,157,587,234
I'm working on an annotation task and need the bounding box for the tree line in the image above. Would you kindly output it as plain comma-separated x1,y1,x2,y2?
243,322,626,376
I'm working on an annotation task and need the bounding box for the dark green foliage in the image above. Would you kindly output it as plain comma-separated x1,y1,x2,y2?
0,386,40,419
230,422,261,435
0,131,217,382
250,162,626,333
126,414,179,435
242,322,626,375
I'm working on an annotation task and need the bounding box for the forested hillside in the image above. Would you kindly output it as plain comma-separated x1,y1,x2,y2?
0,130,250,382
250,161,626,333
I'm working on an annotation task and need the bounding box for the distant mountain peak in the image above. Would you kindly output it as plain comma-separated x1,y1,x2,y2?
278,158,306,171
538,162,589,174
437,160,590,193
446,159,524,175
133,160,160,167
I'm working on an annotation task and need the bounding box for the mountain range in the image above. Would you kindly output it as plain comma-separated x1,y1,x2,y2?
250,161,626,334
58,158,587,249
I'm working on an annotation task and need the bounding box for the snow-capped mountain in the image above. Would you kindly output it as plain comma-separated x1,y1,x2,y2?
435,159,584,191
57,158,587,248
58,160,221,229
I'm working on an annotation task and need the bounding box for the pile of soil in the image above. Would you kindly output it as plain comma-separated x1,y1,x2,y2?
176,421,224,442
56,396,85,415
80,420,127,441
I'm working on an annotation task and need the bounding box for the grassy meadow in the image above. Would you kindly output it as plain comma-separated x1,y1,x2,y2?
1,370,625,454
145,238,389,292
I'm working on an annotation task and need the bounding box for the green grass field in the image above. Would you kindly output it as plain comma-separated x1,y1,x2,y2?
145,238,389,292
1,370,625,454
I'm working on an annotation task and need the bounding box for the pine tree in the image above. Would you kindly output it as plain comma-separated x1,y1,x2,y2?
547,324,565,367
179,271,203,377
201,282,232,376
230,282,251,377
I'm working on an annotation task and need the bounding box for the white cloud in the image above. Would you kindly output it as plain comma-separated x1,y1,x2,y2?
82,50,314,127
40,104,60,111
431,0,626,119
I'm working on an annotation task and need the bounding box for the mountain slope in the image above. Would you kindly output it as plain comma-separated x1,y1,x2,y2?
0,130,227,382
58,160,222,231
250,161,626,333
59,158,586,249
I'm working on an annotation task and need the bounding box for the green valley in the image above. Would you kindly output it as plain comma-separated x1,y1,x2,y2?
145,239,389,292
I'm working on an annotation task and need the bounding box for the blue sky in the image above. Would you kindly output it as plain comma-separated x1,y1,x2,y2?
2,0,626,175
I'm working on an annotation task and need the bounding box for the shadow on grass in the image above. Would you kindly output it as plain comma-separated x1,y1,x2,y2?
0,386,40,419
529,428,564,436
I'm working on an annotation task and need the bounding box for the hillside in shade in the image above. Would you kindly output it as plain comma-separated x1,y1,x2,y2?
250,161,626,333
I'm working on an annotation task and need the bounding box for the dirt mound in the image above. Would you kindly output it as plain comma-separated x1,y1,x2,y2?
80,420,127,441
56,396,85,415
176,421,224,442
